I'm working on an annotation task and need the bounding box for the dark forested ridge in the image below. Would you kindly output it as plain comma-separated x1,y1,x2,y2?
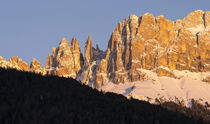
0,68,207,124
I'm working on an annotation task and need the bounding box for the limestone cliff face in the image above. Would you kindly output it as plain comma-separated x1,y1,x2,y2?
30,58,43,74
42,35,105,88
78,35,106,88
84,35,94,66
0,56,44,74
0,56,29,71
42,10,210,88
0,56,7,68
1,10,210,88
2,10,209,88
45,38,84,78
93,10,210,87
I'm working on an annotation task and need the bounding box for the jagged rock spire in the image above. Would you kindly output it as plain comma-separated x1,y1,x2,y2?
59,38,68,48
45,53,52,70
30,58,43,74
44,37,83,78
0,56,29,71
84,35,93,66
41,10,210,88
9,56,29,71
70,37,84,73
2,10,210,88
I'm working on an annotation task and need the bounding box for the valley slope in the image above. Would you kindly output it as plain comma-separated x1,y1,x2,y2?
0,68,207,124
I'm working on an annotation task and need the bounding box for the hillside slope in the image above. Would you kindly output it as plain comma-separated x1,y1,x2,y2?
0,68,206,124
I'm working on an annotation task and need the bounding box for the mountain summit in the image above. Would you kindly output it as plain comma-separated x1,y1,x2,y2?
1,10,210,86
1,10,210,106
42,10,210,88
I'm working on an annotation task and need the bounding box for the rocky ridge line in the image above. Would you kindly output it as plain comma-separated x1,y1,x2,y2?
1,10,210,88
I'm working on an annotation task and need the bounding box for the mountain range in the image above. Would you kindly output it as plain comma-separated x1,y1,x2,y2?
1,10,210,107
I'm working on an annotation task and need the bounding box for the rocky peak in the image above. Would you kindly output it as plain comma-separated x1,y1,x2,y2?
0,56,6,62
116,22,122,34
156,15,175,45
70,38,79,51
56,38,69,61
183,10,204,28
45,54,52,71
0,56,29,71
0,56,9,69
9,56,29,71
84,35,94,66
138,13,158,40
59,38,68,49
93,44,106,61
91,10,210,87
30,58,43,74
183,10,205,35
70,37,83,73
44,37,84,78
39,10,210,88
128,14,139,38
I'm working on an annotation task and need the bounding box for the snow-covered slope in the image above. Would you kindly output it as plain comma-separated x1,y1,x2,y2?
99,69,210,107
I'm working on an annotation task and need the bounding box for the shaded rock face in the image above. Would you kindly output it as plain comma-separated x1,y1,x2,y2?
0,56,29,71
84,35,105,66
45,38,84,78
30,58,43,74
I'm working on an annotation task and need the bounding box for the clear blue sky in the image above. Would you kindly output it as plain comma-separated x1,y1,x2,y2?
0,0,209,67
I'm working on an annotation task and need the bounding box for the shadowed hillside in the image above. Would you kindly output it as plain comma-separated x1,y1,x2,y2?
0,68,207,124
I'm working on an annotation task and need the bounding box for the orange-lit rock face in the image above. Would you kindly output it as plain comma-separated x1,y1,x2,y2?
84,35,94,66
182,10,204,29
30,58,43,74
96,10,210,85
9,56,29,71
0,56,8,69
1,10,209,88
198,31,210,71
0,56,29,71
45,38,84,78
204,11,210,28
138,13,158,40
156,15,175,45
43,10,210,88
1,10,210,88
78,35,106,88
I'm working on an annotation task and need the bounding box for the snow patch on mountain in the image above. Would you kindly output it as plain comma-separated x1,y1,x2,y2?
99,69,210,107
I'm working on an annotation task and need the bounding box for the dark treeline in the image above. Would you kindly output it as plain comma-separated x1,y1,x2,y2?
160,99,210,123
0,68,207,124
